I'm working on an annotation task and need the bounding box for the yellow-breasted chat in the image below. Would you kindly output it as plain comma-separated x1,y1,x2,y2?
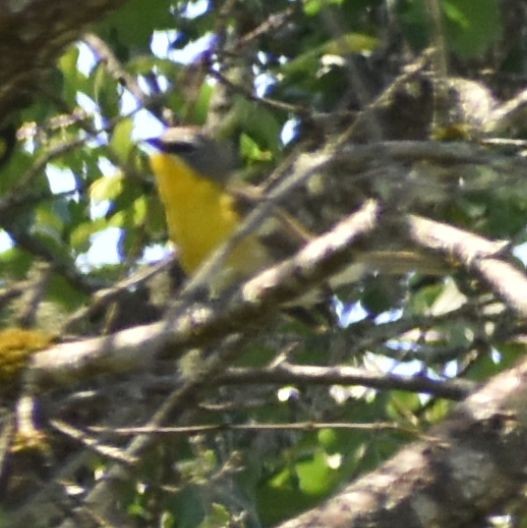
146,127,278,292
146,127,444,300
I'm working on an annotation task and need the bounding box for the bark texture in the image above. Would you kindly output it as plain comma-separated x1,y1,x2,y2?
278,358,527,527
0,0,126,121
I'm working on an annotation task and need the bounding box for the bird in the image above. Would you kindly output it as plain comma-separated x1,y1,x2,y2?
146,127,304,294
146,127,444,301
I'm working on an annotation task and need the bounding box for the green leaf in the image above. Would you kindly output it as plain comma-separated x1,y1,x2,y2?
325,33,380,54
47,274,88,312
69,218,107,252
90,172,124,203
197,504,230,528
232,98,282,156
257,466,314,526
304,0,345,16
240,133,273,163
132,195,148,225
57,45,84,106
0,150,33,193
0,246,32,279
35,203,65,240
465,353,503,382
317,428,339,453
386,391,421,422
296,450,338,496
92,63,120,118
443,0,501,57
191,82,214,125
97,0,174,52
280,32,379,79
424,399,453,424
109,118,134,165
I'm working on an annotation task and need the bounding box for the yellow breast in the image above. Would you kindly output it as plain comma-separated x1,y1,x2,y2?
150,153,268,282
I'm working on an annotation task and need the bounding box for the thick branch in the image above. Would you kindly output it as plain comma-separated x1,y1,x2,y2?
0,0,126,121
278,355,527,528
406,214,527,315
27,201,381,388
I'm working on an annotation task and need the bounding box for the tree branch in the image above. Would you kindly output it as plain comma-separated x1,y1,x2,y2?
26,201,381,389
406,214,527,315
277,355,527,528
218,363,474,401
0,0,126,121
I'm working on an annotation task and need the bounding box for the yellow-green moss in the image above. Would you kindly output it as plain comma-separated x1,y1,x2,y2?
0,328,54,391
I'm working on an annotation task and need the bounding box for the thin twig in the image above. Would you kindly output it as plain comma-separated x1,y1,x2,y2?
62,255,178,333
50,419,138,465
89,420,417,437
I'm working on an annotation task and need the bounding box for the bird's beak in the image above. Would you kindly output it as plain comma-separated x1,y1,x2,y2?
144,137,164,150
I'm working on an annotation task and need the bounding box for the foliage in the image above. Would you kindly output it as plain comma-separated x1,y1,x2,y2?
1,0,527,526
